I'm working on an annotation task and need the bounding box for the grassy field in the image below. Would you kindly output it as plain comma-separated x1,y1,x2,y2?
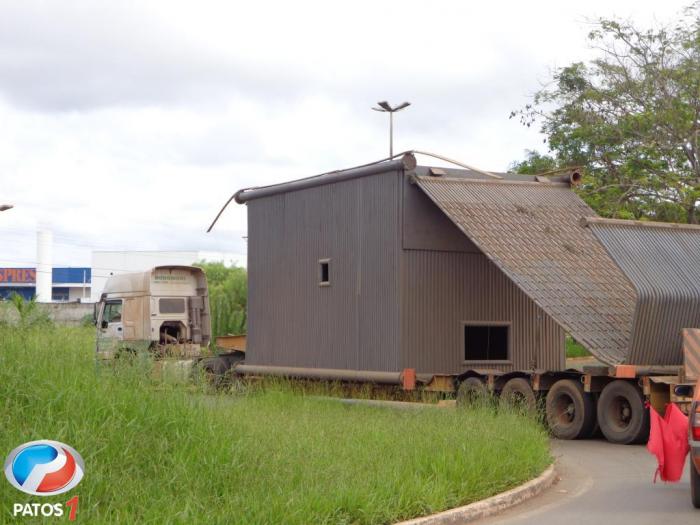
0,326,550,524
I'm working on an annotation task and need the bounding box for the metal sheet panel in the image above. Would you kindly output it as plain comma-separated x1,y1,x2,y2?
246,169,401,371
415,176,636,365
588,220,700,365
400,249,566,374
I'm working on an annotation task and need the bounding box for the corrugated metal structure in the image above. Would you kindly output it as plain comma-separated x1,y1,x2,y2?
414,176,636,365
585,218,700,365
236,153,698,374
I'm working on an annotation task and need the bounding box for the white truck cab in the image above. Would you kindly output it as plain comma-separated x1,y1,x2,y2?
95,265,211,361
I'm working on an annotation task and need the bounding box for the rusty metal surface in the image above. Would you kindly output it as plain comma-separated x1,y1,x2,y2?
414,176,637,365
215,334,247,351
684,329,700,381
587,219,700,365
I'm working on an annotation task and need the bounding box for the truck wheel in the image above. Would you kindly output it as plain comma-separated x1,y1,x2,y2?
691,456,700,509
456,377,488,407
597,380,649,444
545,379,596,440
500,378,537,413
200,357,229,388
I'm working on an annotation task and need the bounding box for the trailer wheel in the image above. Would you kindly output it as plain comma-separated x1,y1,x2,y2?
597,380,649,444
200,357,229,388
500,378,537,413
691,456,700,509
545,379,596,440
456,377,488,407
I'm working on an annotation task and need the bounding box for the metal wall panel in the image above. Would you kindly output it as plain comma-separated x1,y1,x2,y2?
400,233,565,374
415,176,636,365
246,169,401,371
589,220,700,365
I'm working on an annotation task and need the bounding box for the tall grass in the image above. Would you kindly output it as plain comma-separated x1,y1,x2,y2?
0,326,550,524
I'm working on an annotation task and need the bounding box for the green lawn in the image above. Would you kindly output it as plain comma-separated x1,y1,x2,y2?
0,326,550,524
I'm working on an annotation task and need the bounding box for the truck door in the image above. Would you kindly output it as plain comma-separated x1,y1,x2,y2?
96,299,124,357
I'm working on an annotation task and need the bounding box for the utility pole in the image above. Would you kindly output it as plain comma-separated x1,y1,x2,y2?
372,101,411,158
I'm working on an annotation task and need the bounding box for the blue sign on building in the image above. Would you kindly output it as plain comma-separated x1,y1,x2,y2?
0,267,91,302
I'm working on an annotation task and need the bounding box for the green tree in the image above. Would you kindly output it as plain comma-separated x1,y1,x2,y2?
509,150,558,174
511,4,700,223
195,261,247,337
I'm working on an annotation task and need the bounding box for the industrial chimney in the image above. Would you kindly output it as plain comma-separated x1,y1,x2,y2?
36,230,52,302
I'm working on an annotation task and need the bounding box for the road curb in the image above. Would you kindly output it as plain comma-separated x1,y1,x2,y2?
395,463,557,525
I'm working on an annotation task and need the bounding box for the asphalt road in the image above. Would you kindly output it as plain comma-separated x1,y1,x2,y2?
478,439,698,525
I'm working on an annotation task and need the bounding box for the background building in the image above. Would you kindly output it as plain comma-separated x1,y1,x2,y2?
0,267,91,302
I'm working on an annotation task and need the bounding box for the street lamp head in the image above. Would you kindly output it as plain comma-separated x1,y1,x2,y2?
372,100,411,113
0,204,13,212
372,100,412,159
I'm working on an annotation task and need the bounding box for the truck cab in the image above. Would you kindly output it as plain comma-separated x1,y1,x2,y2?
95,265,211,362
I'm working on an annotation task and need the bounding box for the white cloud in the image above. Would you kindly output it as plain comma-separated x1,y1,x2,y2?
0,0,689,269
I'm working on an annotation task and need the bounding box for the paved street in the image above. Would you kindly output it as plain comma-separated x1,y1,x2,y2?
478,439,697,525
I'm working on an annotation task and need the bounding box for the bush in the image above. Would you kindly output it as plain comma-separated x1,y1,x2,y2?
195,261,247,337
4,292,53,328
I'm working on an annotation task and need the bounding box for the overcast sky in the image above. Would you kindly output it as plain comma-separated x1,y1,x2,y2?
0,0,690,269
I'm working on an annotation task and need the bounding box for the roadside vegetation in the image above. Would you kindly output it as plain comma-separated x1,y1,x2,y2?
0,292,52,328
0,326,550,524
565,335,591,358
196,261,247,337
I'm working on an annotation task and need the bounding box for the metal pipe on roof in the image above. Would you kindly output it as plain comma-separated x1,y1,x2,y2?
233,153,416,204
557,169,582,186
232,364,403,384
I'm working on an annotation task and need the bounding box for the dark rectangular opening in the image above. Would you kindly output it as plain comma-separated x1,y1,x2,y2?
319,259,330,286
464,324,509,361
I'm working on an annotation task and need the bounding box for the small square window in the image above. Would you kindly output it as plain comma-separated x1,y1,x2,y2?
464,323,509,361
319,259,330,286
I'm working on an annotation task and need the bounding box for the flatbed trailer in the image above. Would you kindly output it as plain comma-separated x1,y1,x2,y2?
209,334,698,447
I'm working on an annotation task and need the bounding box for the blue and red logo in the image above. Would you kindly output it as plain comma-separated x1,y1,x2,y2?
4,440,85,496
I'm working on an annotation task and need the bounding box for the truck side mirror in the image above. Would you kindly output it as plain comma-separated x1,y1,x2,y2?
101,320,108,329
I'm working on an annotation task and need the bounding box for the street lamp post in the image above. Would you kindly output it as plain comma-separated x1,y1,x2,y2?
372,101,411,158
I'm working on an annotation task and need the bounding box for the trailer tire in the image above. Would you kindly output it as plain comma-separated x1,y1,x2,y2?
691,456,700,509
545,379,596,440
500,378,537,413
456,377,488,407
200,357,230,388
597,380,649,445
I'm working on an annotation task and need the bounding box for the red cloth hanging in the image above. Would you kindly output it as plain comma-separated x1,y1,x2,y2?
647,403,689,482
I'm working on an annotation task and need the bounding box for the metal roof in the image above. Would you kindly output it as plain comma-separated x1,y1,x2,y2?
585,217,700,365
414,176,637,365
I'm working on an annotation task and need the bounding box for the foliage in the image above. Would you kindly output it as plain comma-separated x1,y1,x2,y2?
195,261,247,337
509,150,558,175
5,292,52,328
511,4,700,222
565,336,591,358
0,326,551,524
